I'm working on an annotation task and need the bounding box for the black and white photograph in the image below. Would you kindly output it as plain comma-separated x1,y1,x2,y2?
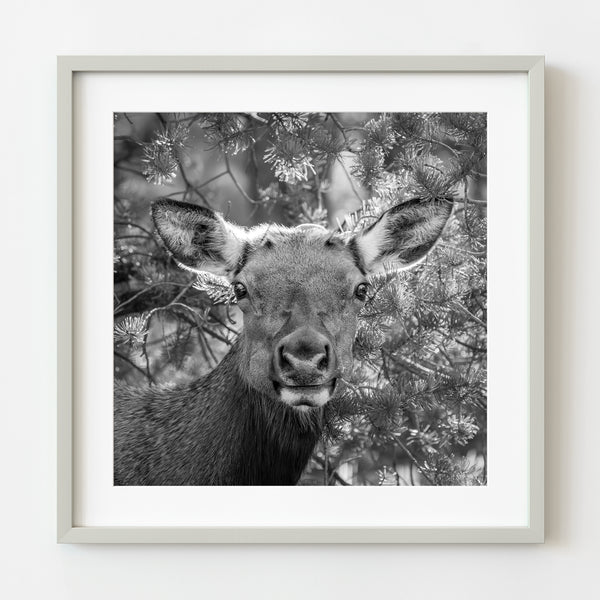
113,111,487,486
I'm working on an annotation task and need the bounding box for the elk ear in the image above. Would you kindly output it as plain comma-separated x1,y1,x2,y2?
152,199,247,276
354,197,453,272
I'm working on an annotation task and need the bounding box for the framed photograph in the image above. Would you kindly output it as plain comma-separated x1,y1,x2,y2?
58,56,544,543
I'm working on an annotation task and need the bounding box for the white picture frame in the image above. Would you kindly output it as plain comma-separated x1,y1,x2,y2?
57,55,544,543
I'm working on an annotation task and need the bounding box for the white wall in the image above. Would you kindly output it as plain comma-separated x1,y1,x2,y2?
1,1,598,598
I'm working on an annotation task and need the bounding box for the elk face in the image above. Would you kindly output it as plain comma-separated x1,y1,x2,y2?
152,197,453,411
231,230,366,410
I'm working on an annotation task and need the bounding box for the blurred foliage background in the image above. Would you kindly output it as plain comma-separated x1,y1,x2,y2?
114,112,487,486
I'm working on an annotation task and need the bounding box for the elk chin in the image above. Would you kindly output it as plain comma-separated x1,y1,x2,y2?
273,380,336,412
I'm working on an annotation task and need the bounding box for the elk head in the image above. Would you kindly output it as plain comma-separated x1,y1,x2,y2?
152,197,453,411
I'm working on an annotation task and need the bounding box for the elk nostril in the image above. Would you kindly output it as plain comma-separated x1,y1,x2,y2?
278,346,290,371
317,355,328,372
317,343,331,372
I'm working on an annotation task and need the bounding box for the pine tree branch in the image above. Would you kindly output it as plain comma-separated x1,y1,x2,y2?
114,282,190,314
162,171,228,199
224,153,263,204
336,156,365,203
178,161,211,206
451,302,487,329
312,456,350,486
393,437,435,486
114,351,155,384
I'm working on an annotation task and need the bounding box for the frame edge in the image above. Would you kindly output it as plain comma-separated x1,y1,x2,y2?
56,54,544,73
58,526,545,544
58,55,545,544
527,55,545,543
57,56,74,542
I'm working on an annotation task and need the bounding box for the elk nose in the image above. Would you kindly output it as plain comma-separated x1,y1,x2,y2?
274,328,333,386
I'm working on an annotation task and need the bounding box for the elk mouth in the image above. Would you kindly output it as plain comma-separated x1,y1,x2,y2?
273,379,337,410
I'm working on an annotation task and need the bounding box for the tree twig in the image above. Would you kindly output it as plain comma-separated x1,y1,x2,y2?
224,153,263,204
114,351,155,384
114,281,189,314
336,156,364,203
312,455,350,486
393,437,435,486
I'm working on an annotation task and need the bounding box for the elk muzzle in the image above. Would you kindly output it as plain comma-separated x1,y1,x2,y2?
272,327,338,410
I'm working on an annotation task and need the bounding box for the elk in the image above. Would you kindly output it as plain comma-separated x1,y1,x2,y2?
114,196,453,485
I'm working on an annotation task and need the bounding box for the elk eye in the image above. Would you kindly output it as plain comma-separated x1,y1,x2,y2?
355,282,370,302
232,282,248,300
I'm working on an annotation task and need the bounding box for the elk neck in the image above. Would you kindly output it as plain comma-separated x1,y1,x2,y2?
115,340,324,485
191,338,323,485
